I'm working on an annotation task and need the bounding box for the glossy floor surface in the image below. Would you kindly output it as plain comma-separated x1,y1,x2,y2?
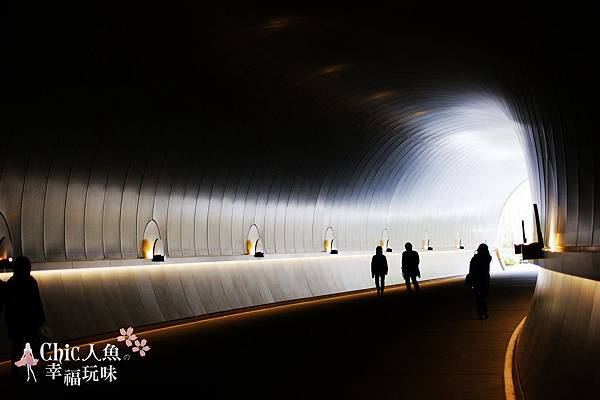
0,269,537,398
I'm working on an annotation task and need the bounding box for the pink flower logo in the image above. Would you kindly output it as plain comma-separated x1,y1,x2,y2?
132,339,150,357
117,327,138,347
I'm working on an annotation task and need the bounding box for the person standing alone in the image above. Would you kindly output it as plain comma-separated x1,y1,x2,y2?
371,246,388,296
402,242,421,295
466,243,492,319
3,256,45,382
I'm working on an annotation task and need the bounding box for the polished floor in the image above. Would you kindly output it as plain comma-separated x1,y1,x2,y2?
0,269,537,398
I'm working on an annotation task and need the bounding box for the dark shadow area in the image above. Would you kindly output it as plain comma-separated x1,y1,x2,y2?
1,257,45,383
0,271,536,397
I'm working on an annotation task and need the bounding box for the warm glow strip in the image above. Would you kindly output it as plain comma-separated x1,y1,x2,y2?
0,250,469,278
504,316,526,400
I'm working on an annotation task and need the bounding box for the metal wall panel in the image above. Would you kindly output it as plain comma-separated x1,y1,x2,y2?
120,148,148,259
0,138,29,258
275,178,292,254
1,86,536,265
20,146,51,261
219,165,240,256
165,155,189,258
102,146,131,259
292,171,310,253
135,151,164,256
64,144,93,260
302,169,322,252
255,170,276,252
180,158,203,257
194,169,214,256
231,166,252,256
84,143,113,260
207,168,228,256
518,265,600,399
241,166,260,253
263,174,283,255
43,152,71,260
153,150,178,255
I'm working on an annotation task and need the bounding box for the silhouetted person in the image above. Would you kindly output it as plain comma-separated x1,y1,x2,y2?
467,243,492,319
371,246,388,296
3,256,45,381
402,242,420,295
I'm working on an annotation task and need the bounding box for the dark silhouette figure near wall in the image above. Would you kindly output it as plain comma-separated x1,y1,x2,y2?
371,246,388,296
2,256,45,382
402,242,420,295
466,243,491,319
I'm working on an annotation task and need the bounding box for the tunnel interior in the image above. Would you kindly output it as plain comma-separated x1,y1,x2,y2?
1,7,553,260
1,4,599,398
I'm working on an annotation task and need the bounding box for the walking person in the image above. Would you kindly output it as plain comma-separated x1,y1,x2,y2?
466,243,492,319
402,242,420,295
371,246,388,296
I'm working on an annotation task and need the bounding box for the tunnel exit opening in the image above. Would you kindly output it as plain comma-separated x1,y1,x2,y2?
497,179,534,266
386,94,533,253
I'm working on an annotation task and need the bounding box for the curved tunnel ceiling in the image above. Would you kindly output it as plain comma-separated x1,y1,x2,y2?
4,7,600,399
0,6,596,263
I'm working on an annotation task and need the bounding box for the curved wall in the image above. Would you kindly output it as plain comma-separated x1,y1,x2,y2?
0,250,473,354
517,266,600,399
505,38,600,398
2,6,599,396
0,96,527,264
0,19,530,264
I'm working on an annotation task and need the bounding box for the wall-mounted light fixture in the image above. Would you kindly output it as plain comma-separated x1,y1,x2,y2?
381,228,392,252
324,226,337,254
330,239,338,254
456,233,464,249
423,230,433,251
152,238,166,262
254,239,265,257
142,239,153,260
142,219,163,260
247,224,265,257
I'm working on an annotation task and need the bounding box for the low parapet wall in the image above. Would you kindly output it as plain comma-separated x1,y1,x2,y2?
516,253,600,399
0,250,473,354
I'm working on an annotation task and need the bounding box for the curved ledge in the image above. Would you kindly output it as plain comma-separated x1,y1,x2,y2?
505,316,526,400
0,251,473,355
538,251,600,282
516,267,600,399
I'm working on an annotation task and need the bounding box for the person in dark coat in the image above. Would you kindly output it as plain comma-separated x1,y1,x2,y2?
402,242,420,295
466,243,492,319
4,256,45,381
371,246,388,296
